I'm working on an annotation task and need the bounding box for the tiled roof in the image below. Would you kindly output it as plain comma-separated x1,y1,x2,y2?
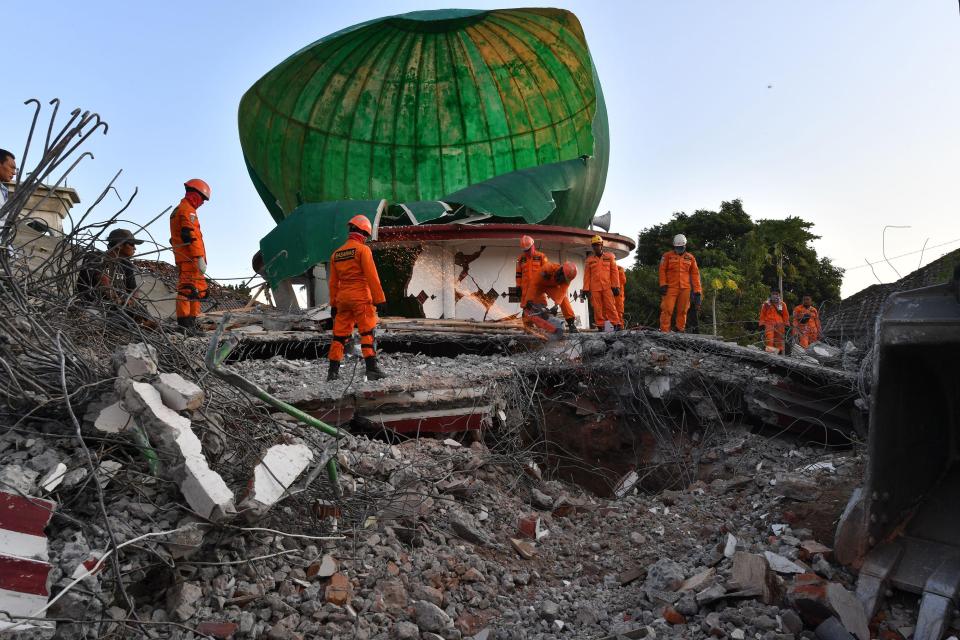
821,249,960,343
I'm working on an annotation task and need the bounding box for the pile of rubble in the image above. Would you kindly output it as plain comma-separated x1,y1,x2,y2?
0,324,947,640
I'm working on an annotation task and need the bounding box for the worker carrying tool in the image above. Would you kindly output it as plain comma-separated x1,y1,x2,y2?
792,294,822,348
169,179,211,335
514,235,547,308
616,265,627,328
327,214,387,382
759,287,791,354
583,235,620,331
527,261,580,333
658,234,702,333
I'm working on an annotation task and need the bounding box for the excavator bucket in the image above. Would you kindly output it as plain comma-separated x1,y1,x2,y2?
835,267,960,640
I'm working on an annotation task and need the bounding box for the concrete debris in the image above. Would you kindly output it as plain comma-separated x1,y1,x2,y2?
240,442,314,519
0,464,39,495
154,372,205,411
92,401,135,433
39,462,68,492
122,380,235,520
111,342,158,378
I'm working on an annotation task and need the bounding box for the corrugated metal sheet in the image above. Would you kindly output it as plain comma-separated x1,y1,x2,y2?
239,8,608,229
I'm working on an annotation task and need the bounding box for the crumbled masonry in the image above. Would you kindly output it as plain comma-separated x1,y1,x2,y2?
0,307,941,639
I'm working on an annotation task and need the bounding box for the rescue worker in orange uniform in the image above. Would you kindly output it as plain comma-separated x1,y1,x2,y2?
658,234,702,333
759,287,791,354
583,235,620,331
792,294,822,348
169,179,211,335
616,265,627,328
327,215,387,382
515,235,547,308
528,261,580,333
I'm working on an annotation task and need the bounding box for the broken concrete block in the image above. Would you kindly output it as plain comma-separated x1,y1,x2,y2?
644,558,685,592
0,464,38,496
240,443,314,519
123,381,235,521
165,519,205,559
154,372,204,412
764,550,807,574
732,551,782,605
167,581,203,622
679,567,716,592
645,375,671,399
39,463,67,492
112,342,158,378
95,460,123,488
510,537,536,560
450,508,493,546
94,401,135,433
415,600,453,633
306,554,338,579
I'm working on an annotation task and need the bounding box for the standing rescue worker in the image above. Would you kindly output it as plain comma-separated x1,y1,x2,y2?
658,234,702,332
583,235,619,331
327,215,387,382
615,265,627,329
169,179,211,335
759,287,790,354
528,261,579,333
515,235,547,308
792,294,822,348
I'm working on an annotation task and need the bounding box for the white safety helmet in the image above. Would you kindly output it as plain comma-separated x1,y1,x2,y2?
673,234,687,247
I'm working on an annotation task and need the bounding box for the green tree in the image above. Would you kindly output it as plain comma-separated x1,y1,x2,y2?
625,200,843,343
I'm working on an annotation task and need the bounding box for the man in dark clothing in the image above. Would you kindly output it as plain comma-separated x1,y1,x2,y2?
76,228,143,304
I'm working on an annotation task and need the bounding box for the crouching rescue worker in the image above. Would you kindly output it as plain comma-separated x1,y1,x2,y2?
759,287,790,354
327,215,387,382
658,234,702,332
792,294,822,348
584,235,619,330
528,261,580,333
515,235,546,308
170,179,211,335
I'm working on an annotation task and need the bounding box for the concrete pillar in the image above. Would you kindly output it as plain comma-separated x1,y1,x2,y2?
2,182,80,234
307,264,329,308
271,279,300,312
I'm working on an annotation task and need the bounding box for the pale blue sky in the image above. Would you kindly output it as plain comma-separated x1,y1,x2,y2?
3,1,958,296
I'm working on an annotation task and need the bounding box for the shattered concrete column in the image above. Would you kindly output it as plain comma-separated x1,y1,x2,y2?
112,342,158,378
122,380,235,520
271,279,300,312
240,443,314,520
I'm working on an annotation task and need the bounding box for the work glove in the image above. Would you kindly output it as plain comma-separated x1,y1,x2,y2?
196,257,207,274
376,302,387,315
330,306,337,319
692,292,702,307
659,285,668,296
612,287,621,297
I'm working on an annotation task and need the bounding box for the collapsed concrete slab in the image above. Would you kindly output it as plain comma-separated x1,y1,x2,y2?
93,401,135,434
122,381,235,520
239,443,314,519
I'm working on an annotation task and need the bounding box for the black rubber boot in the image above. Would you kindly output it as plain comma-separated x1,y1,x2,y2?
327,360,340,381
364,356,387,381
177,316,203,336
566,318,579,333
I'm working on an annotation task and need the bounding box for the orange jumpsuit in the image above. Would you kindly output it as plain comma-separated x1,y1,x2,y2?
658,251,701,332
169,198,207,319
792,304,822,348
515,249,547,307
616,266,627,325
760,300,790,353
584,251,619,329
328,235,386,363
528,262,575,320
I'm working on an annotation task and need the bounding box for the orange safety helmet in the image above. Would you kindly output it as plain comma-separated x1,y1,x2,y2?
561,261,578,282
520,235,535,251
348,214,373,235
184,178,211,200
